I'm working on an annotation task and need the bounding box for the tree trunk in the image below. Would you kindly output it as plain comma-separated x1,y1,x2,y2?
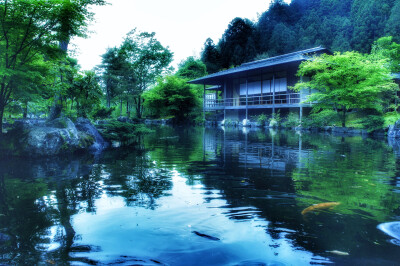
342,108,346,127
48,95,63,121
23,102,28,119
0,106,4,134
126,100,130,118
135,95,142,118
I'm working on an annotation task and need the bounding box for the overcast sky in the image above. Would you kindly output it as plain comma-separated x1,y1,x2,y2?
71,0,280,71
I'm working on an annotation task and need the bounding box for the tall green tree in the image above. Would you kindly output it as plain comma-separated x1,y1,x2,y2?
70,70,102,118
201,38,221,74
143,76,198,121
218,18,256,68
371,36,400,73
176,57,207,81
0,0,105,132
294,51,398,127
120,29,173,118
99,47,131,110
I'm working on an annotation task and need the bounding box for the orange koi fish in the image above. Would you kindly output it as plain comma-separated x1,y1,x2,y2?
301,202,340,215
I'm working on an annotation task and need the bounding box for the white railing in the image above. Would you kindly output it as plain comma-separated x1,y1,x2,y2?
204,93,304,109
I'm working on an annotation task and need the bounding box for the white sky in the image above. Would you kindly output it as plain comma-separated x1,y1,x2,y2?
71,0,279,71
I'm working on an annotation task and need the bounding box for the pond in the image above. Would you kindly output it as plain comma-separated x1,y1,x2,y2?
1,126,400,265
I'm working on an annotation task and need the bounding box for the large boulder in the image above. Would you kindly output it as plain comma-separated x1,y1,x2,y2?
11,118,95,157
388,120,400,138
74,118,109,153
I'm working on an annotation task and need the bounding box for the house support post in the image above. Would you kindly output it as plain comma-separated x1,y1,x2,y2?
299,105,303,122
245,78,248,121
203,84,206,122
272,74,275,118
223,81,226,121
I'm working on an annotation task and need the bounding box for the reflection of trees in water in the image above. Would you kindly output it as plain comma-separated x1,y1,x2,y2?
192,129,400,262
98,148,173,209
0,148,174,264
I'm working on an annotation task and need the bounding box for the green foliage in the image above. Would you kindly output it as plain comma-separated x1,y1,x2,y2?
282,112,300,128
97,120,153,145
176,57,207,80
0,0,105,131
302,109,340,128
356,115,385,132
269,111,281,127
255,113,268,126
92,106,115,120
201,38,221,74
294,51,398,127
201,0,400,73
371,36,400,72
70,70,102,118
384,111,400,127
143,76,199,121
218,17,256,68
120,29,173,118
223,118,238,127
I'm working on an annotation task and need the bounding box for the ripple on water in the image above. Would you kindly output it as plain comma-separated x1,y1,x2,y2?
377,221,400,245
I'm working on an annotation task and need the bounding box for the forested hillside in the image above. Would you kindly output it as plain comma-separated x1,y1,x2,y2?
202,0,400,73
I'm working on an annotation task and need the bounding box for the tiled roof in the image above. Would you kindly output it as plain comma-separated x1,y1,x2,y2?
189,47,329,84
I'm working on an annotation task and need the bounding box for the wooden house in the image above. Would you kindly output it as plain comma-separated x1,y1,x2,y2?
189,47,331,122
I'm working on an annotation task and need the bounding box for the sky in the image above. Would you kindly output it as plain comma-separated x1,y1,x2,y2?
71,0,277,71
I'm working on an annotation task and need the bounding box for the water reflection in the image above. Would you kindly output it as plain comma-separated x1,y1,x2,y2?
1,126,400,264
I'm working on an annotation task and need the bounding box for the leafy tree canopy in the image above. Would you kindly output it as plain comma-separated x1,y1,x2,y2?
294,51,398,127
176,57,207,81
119,29,173,118
143,76,199,121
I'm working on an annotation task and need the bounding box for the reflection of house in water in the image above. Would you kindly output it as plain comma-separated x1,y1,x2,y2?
203,127,305,173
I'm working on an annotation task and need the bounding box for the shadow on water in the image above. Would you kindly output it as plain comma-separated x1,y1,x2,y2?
1,126,400,264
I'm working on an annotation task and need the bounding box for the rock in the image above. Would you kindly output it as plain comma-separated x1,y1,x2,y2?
117,116,129,123
10,118,97,157
388,120,400,138
74,118,109,153
0,232,11,242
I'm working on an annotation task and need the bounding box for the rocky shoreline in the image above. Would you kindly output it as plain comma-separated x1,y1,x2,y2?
0,117,108,157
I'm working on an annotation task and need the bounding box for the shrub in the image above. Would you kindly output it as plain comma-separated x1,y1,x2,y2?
303,109,339,127
97,121,153,145
92,107,115,120
282,112,300,128
357,115,385,132
256,113,268,126
269,111,281,127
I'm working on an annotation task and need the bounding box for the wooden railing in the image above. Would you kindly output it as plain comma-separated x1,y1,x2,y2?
204,93,304,109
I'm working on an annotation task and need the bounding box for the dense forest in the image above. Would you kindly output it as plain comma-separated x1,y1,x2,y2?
1,0,400,131
202,0,400,73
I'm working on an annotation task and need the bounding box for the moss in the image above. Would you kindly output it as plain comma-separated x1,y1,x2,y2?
78,134,95,148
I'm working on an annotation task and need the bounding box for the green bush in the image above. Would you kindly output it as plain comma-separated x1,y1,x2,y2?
269,111,281,127
303,109,339,127
92,106,115,120
282,112,300,128
97,121,153,144
357,115,385,132
256,113,268,126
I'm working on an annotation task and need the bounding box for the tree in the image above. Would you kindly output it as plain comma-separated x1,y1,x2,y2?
99,47,132,111
385,0,400,43
371,36,400,73
218,17,256,68
143,76,198,121
176,57,207,80
201,38,221,74
294,51,398,127
120,29,173,118
70,70,102,118
0,0,105,132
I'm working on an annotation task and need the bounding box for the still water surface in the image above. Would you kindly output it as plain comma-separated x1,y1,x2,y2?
1,127,400,265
